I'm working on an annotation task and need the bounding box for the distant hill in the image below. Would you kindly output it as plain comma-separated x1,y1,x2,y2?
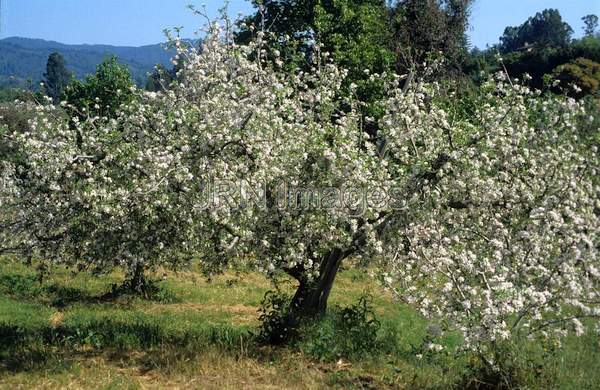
0,37,176,88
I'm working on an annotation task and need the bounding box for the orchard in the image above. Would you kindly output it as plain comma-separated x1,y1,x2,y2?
0,9,599,389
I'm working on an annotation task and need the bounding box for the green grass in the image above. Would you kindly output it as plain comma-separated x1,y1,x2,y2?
0,259,599,389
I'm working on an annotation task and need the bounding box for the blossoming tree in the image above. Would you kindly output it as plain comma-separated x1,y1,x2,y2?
380,76,599,349
1,20,598,353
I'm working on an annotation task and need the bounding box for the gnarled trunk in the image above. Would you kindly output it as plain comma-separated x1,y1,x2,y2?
128,263,148,293
289,248,344,317
103,263,152,300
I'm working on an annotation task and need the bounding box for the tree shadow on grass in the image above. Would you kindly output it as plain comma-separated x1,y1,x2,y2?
0,273,178,308
0,318,254,373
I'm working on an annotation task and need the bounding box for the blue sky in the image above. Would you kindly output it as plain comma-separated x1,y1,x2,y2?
1,0,599,48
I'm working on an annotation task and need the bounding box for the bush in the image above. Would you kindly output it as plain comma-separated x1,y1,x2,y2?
257,290,297,345
258,290,384,361
0,104,34,133
551,57,600,98
299,295,381,361
63,56,136,119
459,339,560,389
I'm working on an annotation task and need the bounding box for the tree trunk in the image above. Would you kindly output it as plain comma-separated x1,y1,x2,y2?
129,263,145,289
125,263,151,297
289,248,344,317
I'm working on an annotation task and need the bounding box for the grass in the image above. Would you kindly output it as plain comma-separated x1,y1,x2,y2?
0,259,599,389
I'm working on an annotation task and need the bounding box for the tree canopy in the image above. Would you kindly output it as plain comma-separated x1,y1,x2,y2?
499,9,574,53
43,52,72,103
63,56,136,120
390,0,472,72
582,14,599,36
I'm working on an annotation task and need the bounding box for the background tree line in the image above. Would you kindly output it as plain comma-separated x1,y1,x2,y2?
233,1,598,97
1,2,598,110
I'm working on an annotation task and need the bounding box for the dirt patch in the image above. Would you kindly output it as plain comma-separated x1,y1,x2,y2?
143,303,259,323
49,311,65,328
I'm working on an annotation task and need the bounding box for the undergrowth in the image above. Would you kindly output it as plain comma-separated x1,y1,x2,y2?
1,261,599,389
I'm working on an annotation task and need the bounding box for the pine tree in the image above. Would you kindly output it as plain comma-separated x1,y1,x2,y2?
43,52,71,103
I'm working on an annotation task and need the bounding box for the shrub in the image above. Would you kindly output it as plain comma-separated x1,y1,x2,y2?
551,57,600,97
459,339,560,389
0,103,35,133
63,56,136,119
258,290,384,361
299,295,381,361
257,290,297,345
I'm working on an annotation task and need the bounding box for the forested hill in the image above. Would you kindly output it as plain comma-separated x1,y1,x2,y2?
0,37,174,88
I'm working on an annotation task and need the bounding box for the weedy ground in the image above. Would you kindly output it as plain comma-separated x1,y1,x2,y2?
0,258,598,389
